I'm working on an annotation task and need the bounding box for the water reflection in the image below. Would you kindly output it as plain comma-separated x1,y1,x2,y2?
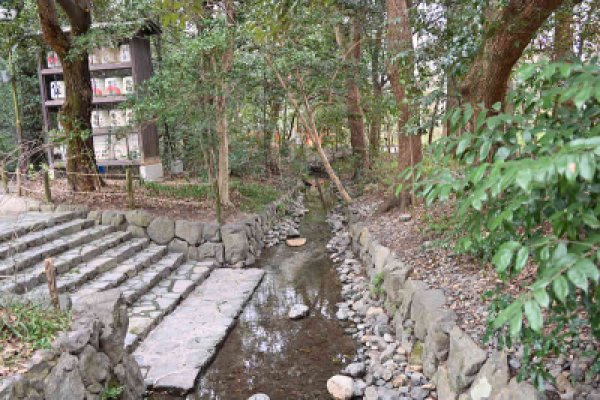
193,199,356,400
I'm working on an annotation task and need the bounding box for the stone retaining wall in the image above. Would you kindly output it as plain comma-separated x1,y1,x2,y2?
28,183,303,268
0,290,145,400
346,212,544,400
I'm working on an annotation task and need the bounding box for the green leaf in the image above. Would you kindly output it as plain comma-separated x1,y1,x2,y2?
456,137,470,155
516,169,532,191
582,211,600,229
514,246,529,272
479,140,491,161
509,309,523,336
533,288,550,308
579,153,596,181
493,241,520,273
567,266,588,292
552,276,569,302
573,258,599,281
524,300,543,332
495,147,510,161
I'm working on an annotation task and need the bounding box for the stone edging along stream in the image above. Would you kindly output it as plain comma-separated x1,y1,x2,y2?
326,206,545,400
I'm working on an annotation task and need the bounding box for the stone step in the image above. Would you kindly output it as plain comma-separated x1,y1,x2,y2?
118,252,186,305
0,211,84,243
125,260,216,351
0,218,94,259
23,238,151,302
0,225,113,279
73,244,168,299
1,230,132,294
133,268,265,394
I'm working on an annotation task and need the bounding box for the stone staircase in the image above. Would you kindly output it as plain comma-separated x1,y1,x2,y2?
0,211,217,354
0,209,268,394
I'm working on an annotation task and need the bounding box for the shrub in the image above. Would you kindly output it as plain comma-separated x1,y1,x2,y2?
405,60,600,387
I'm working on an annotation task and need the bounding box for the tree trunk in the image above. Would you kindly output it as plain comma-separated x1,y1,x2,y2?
36,0,99,192
215,0,235,207
337,17,369,175
460,0,564,109
265,97,281,175
385,0,422,211
369,28,384,160
554,2,573,60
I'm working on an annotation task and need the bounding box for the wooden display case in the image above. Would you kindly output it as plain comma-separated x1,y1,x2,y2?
38,28,161,174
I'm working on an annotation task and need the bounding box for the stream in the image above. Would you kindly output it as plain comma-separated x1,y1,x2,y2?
192,195,356,399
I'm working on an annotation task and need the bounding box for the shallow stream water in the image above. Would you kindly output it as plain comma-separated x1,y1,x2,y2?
190,196,356,400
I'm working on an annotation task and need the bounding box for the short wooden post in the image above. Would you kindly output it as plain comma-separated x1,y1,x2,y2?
43,170,52,203
1,161,8,194
44,258,59,310
126,167,134,209
16,164,22,197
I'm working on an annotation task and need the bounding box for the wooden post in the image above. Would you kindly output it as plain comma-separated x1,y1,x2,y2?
16,161,22,197
43,170,52,203
1,161,8,194
44,258,60,310
126,167,134,209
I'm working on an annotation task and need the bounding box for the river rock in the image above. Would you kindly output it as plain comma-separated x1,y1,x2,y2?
327,375,354,400
247,394,270,400
345,362,366,378
147,217,175,245
288,304,309,320
44,353,85,400
286,238,307,247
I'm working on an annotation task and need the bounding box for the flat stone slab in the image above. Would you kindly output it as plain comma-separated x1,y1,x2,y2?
133,268,265,394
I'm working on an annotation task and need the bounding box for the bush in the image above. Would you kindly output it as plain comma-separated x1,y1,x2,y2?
406,60,600,387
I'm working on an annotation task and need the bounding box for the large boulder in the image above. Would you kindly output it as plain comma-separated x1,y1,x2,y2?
168,239,189,254
410,288,447,340
78,345,111,387
447,326,487,393
190,242,225,264
468,350,509,400
382,257,413,304
101,210,125,227
221,224,250,265
44,353,85,400
493,378,544,400
72,289,129,364
125,210,154,227
435,365,458,400
203,222,221,242
114,353,145,400
175,220,203,246
147,217,175,245
394,279,428,324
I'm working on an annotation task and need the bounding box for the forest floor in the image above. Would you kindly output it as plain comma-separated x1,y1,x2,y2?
352,193,497,345
20,175,286,222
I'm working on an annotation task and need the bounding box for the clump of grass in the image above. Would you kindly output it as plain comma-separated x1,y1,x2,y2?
235,182,280,212
370,272,385,299
1,302,70,351
142,181,212,201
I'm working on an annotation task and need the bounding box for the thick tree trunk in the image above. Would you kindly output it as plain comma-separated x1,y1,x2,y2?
265,97,281,175
460,0,564,109
385,0,422,211
36,0,99,192
337,17,369,175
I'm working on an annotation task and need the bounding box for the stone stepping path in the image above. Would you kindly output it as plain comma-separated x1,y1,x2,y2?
133,268,265,393
74,244,168,297
0,211,84,243
125,260,215,351
0,218,94,259
0,224,113,278
22,238,151,300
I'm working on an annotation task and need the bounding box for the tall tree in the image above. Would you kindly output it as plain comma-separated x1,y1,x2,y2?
460,0,564,109
213,0,234,206
336,15,369,175
36,0,100,192
368,27,385,159
385,0,422,211
554,1,574,60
